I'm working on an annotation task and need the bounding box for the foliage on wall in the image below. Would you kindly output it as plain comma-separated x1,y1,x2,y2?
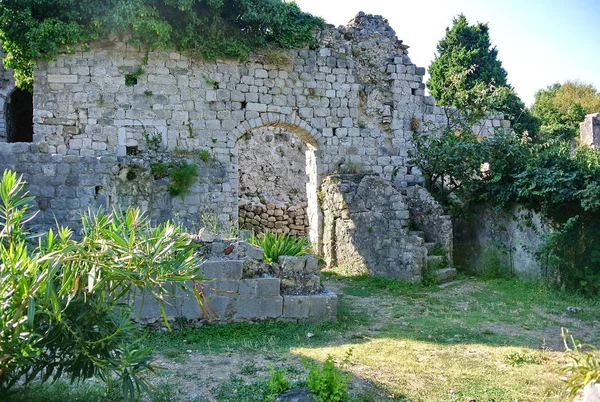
413,122,600,295
0,0,324,89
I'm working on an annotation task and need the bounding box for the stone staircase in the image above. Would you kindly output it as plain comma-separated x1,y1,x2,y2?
409,229,457,284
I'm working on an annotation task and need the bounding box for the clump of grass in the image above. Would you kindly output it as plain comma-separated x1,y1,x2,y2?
504,350,542,366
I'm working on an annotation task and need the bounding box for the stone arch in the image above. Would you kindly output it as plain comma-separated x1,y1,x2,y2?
232,113,323,250
228,113,322,150
6,87,33,143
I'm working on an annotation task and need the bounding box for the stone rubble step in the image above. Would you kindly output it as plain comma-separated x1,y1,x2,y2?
409,230,426,239
434,268,457,284
426,255,444,270
424,242,436,253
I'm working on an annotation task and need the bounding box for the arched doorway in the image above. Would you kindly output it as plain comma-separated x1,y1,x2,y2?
234,120,321,250
6,88,33,143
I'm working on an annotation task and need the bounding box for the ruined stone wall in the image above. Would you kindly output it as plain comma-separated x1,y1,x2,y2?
239,198,309,236
0,60,16,142
132,239,337,324
321,174,426,282
238,126,308,204
454,204,551,278
0,12,508,245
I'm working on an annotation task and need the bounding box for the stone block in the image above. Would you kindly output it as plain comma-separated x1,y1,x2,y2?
233,297,283,319
283,289,337,320
239,277,281,297
47,74,78,83
200,260,243,280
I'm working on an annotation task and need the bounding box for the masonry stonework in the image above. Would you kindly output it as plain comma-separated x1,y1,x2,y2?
0,12,509,287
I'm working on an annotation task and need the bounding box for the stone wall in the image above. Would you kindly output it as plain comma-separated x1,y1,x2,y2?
580,113,600,147
131,238,337,324
0,11,510,271
0,59,16,142
238,126,308,204
321,174,426,282
239,198,309,236
0,143,231,230
453,204,551,278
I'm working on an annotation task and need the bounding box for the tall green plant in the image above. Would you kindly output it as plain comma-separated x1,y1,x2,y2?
0,170,206,400
248,232,307,263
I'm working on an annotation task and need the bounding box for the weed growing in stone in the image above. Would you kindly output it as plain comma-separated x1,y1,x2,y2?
168,161,198,197
198,149,211,162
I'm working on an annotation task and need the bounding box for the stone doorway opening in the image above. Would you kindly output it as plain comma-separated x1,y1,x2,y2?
237,124,320,247
6,88,33,143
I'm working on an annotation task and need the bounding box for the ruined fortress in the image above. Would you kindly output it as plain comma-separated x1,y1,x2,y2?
0,13,510,294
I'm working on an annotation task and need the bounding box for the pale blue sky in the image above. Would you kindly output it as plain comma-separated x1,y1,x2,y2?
295,0,600,106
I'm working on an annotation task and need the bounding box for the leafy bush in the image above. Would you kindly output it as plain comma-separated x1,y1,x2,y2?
0,0,324,89
167,160,198,197
266,365,290,398
413,126,600,295
248,232,307,263
0,170,206,400
303,349,353,402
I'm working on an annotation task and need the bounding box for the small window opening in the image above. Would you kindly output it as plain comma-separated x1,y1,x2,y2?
7,88,33,143
407,166,413,175
411,88,417,96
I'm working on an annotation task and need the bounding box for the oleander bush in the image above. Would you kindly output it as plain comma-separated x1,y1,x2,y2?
0,170,205,400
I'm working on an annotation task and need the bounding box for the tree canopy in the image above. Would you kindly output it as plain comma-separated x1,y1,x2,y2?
427,14,538,134
0,0,324,89
531,81,600,141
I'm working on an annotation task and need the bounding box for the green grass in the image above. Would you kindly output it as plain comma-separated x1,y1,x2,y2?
7,273,599,402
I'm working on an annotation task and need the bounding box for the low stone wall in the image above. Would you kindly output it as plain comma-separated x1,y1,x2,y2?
321,174,426,282
239,198,309,236
454,204,551,278
405,185,453,264
131,239,337,325
0,143,231,231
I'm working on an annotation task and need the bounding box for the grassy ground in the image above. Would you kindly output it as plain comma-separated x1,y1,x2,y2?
7,273,600,402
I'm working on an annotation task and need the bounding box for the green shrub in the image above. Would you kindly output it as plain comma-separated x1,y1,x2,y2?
167,160,198,197
0,0,324,89
266,365,290,398
0,170,206,400
198,149,211,163
249,232,307,263
303,349,353,402
150,162,170,179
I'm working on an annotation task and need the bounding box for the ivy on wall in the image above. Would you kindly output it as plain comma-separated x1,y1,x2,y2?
0,0,324,89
